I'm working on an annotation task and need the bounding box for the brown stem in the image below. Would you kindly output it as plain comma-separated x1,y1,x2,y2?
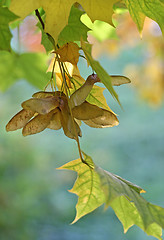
35,9,55,47
55,55,89,166
35,9,45,29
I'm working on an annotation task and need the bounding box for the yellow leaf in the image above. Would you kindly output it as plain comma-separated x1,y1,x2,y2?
10,0,118,41
56,42,80,66
6,109,35,131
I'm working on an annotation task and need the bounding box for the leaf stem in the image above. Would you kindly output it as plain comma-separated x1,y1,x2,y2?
35,9,45,29
55,53,88,166
35,9,55,47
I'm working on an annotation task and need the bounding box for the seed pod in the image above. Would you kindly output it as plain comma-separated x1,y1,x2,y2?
72,101,103,120
22,97,60,115
84,109,119,128
110,75,131,86
70,74,100,108
32,91,66,98
6,109,35,132
48,109,62,130
22,110,54,136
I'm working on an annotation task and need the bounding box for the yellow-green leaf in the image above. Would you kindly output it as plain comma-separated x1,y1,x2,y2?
59,153,164,239
10,0,118,41
81,40,120,104
0,6,18,51
124,0,164,35
58,155,105,223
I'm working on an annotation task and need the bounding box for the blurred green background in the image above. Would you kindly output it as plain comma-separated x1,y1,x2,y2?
0,15,164,240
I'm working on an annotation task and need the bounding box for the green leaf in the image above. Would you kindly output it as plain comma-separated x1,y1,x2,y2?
58,154,105,223
124,0,164,35
81,14,118,42
37,20,54,53
59,152,164,239
81,40,120,104
0,6,18,51
0,51,49,91
58,6,90,46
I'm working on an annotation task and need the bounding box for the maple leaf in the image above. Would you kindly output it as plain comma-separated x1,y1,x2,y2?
81,40,120,104
124,0,164,35
10,0,118,42
58,152,164,239
0,6,18,51
58,5,90,46
0,51,49,91
56,42,80,66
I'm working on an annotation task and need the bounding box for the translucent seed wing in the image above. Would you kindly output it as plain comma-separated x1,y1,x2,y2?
32,91,66,98
6,109,35,132
48,109,62,130
110,75,131,86
70,75,100,108
91,109,119,127
22,111,54,136
60,105,82,139
22,97,59,115
72,101,103,120
84,109,119,128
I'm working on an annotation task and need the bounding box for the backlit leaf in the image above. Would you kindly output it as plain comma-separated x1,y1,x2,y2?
59,153,164,239
10,0,118,41
56,42,80,66
0,52,49,91
124,0,164,35
58,155,105,223
0,6,18,51
58,5,90,46
81,40,120,104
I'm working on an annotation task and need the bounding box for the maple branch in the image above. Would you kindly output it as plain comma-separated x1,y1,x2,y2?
35,9,55,47
35,9,45,29
55,54,90,167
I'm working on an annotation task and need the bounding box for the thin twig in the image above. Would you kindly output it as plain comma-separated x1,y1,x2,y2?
55,53,88,165
35,9,45,29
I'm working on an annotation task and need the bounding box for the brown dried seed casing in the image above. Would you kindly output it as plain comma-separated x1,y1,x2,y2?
6,109,35,132
22,110,54,136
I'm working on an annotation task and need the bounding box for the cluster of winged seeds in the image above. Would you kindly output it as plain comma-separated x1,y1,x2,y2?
6,74,119,139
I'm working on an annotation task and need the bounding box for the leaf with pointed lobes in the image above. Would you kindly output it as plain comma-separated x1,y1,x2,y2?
10,0,118,42
6,109,35,132
58,152,164,239
21,97,60,115
84,109,119,128
22,110,54,136
56,42,80,66
72,101,103,120
70,74,100,108
57,153,105,224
